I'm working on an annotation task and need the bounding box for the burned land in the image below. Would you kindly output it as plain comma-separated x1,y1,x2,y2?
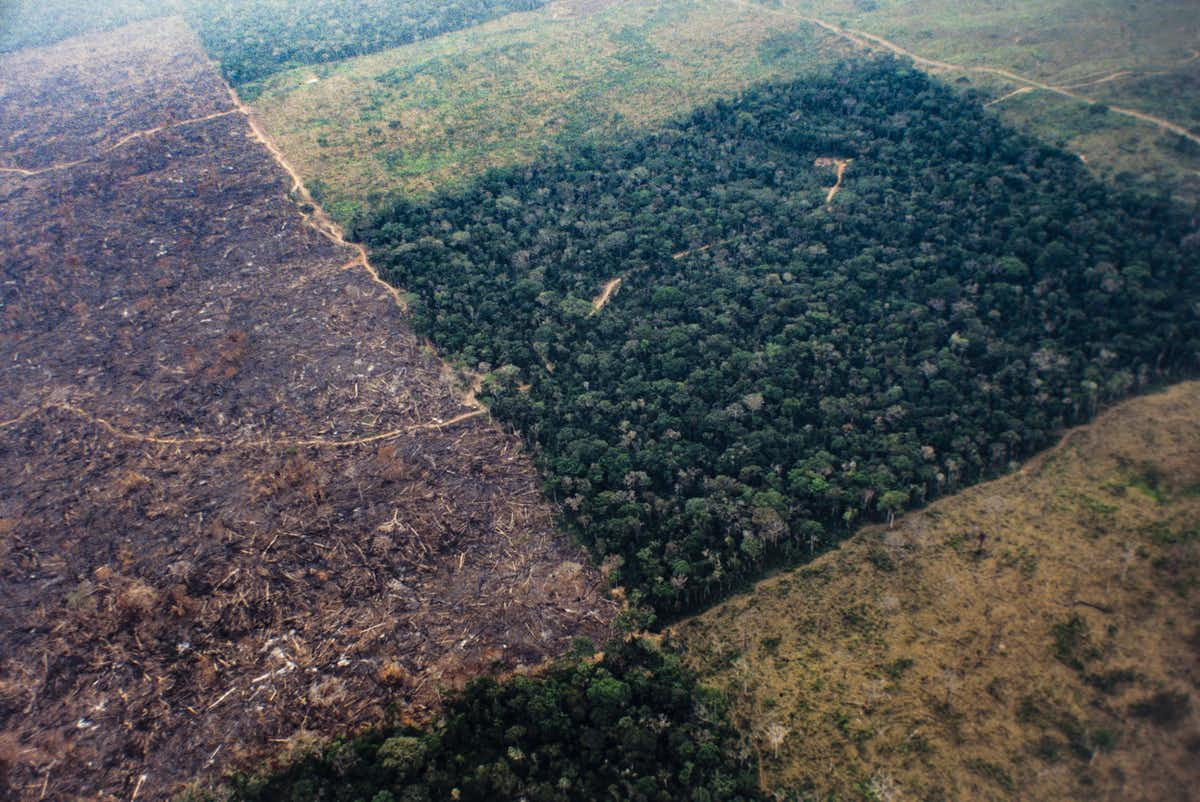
0,19,616,801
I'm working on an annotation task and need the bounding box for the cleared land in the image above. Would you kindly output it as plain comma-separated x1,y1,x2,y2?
676,383,1200,801
0,20,615,801
251,0,1200,218
249,0,854,221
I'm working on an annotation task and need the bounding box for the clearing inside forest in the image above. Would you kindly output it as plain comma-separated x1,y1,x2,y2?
0,19,615,802
678,383,1200,802
590,278,622,314
814,156,851,203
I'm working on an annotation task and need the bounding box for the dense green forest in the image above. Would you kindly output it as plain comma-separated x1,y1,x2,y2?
361,59,1200,617
0,0,544,86
221,639,761,802
195,0,546,86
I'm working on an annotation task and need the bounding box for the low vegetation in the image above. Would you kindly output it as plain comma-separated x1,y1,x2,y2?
249,0,852,222
676,381,1200,801
759,0,1200,201
247,0,1200,223
362,60,1200,616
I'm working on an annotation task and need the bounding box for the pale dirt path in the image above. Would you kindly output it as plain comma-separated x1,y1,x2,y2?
590,277,622,313
0,108,241,175
673,243,713,260
1060,70,1135,90
1058,50,1200,91
985,86,1035,107
0,400,486,448
733,2,1200,148
0,79,487,446
816,157,851,203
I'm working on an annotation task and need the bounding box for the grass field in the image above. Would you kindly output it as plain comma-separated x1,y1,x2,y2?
761,0,1200,201
249,0,853,222
676,382,1200,801
251,0,1200,220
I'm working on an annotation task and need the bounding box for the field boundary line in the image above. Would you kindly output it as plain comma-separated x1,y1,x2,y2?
0,108,241,175
0,401,487,448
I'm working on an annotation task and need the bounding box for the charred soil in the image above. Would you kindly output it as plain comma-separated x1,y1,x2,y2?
0,20,616,801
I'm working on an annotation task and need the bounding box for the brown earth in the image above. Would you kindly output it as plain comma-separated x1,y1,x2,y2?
814,156,852,203
0,19,616,801
677,382,1200,802
589,277,622,314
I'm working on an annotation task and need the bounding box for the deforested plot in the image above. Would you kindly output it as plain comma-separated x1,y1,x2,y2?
0,18,233,172
0,20,615,801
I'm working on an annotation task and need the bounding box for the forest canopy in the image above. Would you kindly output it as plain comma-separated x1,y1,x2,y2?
222,639,762,802
361,59,1200,617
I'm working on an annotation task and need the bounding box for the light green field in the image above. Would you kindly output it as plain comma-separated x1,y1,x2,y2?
249,0,853,222
252,0,1200,221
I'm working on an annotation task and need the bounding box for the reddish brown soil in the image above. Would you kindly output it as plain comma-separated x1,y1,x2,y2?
0,19,616,801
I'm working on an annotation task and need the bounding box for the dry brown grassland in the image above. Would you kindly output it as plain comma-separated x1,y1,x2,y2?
678,382,1200,802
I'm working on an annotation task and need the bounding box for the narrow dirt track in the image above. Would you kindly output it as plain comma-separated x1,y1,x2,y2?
590,277,622,313
0,401,486,448
985,86,1034,107
819,157,851,203
1058,50,1200,91
795,13,1200,146
734,2,1200,148
0,109,242,175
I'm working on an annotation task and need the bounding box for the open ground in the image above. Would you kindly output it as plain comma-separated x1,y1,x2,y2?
249,0,1200,220
0,19,616,801
248,0,856,222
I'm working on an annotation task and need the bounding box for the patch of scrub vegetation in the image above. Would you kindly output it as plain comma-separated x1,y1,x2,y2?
361,61,1200,617
244,0,1200,217
202,639,763,802
249,0,852,222
676,382,1200,801
1088,62,1200,139
0,0,547,85
997,89,1200,204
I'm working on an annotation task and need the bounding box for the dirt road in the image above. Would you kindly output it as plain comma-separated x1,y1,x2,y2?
590,277,622,313
734,2,1200,148
815,156,851,203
